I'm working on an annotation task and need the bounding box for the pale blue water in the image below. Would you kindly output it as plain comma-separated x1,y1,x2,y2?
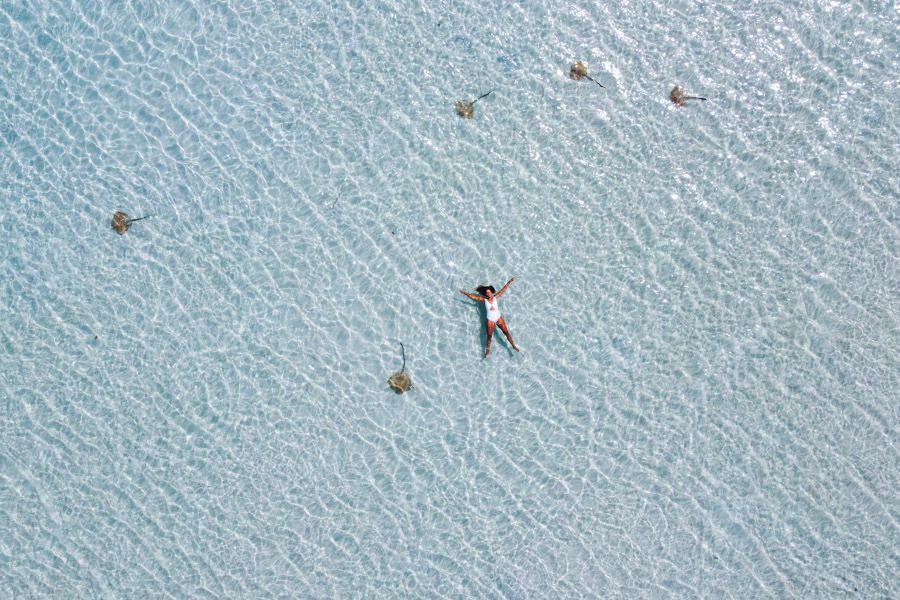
1,0,898,597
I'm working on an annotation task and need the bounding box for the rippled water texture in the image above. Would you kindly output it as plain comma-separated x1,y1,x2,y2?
2,0,898,597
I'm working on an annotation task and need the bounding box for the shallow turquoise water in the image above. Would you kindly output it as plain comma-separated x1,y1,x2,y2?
1,0,898,597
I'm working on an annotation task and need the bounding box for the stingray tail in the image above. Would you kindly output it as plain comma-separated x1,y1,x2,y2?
472,91,493,104
686,96,707,101
586,76,606,89
126,215,152,225
399,342,406,373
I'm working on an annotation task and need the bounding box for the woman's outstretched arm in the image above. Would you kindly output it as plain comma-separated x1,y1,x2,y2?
495,277,515,297
459,290,483,301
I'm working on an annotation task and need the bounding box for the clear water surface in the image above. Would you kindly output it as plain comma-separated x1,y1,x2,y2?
1,0,898,597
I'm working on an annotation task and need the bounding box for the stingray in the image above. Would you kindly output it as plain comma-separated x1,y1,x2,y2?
569,61,606,88
670,85,707,107
455,91,493,119
111,211,151,235
387,342,412,393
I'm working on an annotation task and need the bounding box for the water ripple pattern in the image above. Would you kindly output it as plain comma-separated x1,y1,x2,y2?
1,0,897,597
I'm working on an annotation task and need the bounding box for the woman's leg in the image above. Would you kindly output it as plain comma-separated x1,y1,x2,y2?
484,320,495,358
496,317,520,352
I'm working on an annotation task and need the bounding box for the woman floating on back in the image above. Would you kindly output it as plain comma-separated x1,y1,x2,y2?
460,277,521,359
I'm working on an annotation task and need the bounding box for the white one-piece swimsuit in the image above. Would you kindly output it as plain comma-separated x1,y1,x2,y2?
484,297,501,323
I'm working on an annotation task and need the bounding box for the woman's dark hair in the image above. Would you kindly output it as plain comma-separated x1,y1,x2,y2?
475,285,496,296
